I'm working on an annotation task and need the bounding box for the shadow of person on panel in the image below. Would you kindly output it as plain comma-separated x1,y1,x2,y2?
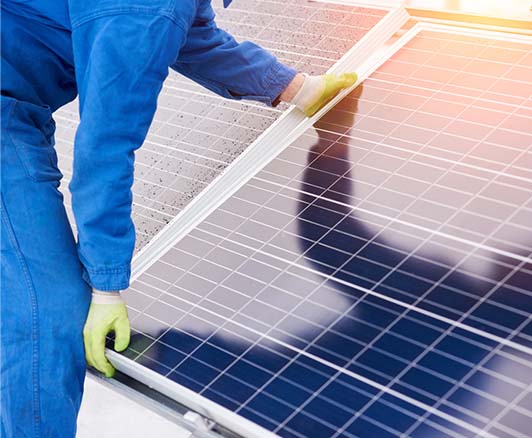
296,85,526,322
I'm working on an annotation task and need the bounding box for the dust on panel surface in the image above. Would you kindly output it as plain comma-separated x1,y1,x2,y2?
121,29,532,438
53,0,387,251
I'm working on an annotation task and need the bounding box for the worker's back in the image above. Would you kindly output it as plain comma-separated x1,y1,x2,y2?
1,0,76,111
1,0,197,111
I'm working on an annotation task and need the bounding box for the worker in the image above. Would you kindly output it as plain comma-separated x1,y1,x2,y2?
0,0,357,436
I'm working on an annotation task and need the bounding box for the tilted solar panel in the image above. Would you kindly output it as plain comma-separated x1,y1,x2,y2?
53,0,387,251
119,27,532,438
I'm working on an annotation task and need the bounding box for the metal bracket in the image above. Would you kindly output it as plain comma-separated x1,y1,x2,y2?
184,411,216,434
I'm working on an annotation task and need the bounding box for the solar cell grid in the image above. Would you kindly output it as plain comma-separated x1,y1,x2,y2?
53,0,387,250
121,28,532,437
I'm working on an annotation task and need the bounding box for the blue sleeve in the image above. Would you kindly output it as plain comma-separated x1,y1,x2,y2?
171,2,297,106
68,8,185,290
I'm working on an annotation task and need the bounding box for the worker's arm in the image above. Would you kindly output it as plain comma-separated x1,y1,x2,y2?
68,1,188,376
171,2,297,106
68,3,185,292
171,2,357,115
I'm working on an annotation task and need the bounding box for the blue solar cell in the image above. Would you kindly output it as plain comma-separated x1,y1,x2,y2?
202,387,240,410
407,420,455,438
508,270,532,291
178,358,219,386
280,363,330,392
307,345,349,368
341,257,391,282
358,349,408,380
315,331,365,361
265,379,311,407
345,416,397,438
391,317,443,345
414,413,474,438
425,285,478,312
138,354,172,376
142,342,185,370
284,412,338,438
447,387,503,420
442,270,495,297
520,320,532,338
321,382,373,413
363,401,420,433
434,335,491,365
400,256,449,282
193,344,235,371
242,345,292,374
378,272,432,301
246,392,293,425
491,285,532,314
306,397,355,429
167,369,203,392
239,406,279,431
208,374,257,405
398,367,456,399
372,333,425,362
207,328,252,356
416,351,471,381
469,301,527,330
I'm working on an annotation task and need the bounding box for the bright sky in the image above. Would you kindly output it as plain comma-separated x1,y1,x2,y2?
406,0,532,19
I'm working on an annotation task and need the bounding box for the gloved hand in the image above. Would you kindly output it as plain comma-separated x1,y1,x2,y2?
83,290,130,377
290,72,358,117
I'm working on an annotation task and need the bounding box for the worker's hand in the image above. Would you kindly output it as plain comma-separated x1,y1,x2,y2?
83,290,130,378
290,73,358,117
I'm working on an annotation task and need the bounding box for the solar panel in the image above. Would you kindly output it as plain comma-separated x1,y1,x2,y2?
53,0,388,251
119,26,532,438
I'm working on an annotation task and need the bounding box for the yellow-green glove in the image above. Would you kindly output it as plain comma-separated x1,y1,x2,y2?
291,73,358,117
83,290,130,377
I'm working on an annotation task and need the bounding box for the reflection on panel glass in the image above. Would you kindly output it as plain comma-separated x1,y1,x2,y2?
54,1,387,250
121,30,532,438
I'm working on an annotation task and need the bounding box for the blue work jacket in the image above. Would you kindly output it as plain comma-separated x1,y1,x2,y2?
1,0,296,290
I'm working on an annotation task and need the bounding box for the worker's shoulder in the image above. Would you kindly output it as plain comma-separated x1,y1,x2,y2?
69,0,199,30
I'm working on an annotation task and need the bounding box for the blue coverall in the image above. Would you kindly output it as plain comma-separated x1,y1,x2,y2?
0,0,296,435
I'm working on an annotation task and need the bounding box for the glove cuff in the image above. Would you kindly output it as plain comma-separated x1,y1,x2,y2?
92,290,124,305
290,74,324,111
